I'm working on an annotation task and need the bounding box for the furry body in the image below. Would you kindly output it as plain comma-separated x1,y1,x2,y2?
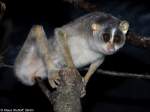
14,12,128,86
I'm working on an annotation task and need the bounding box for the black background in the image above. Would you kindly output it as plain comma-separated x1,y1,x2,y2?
0,0,150,112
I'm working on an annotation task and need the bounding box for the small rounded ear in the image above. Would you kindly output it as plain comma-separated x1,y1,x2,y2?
119,20,129,34
91,23,101,31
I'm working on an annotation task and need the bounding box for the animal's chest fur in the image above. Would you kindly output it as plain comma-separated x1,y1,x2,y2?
67,36,102,67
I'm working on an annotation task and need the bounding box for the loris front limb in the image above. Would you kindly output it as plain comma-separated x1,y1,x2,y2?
14,25,60,88
84,58,104,85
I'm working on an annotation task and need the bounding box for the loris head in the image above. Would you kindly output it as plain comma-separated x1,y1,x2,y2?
90,18,129,55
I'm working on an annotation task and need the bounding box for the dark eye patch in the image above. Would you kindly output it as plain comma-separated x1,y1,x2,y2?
114,34,123,44
102,32,110,42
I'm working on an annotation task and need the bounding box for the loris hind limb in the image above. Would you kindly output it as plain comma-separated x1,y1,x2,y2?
14,25,60,88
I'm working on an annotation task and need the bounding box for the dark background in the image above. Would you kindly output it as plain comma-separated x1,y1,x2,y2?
0,0,150,111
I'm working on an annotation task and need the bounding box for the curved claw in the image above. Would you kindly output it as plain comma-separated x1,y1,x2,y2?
80,78,86,97
80,87,86,98
48,79,58,88
82,77,87,86
48,71,60,88
54,79,61,85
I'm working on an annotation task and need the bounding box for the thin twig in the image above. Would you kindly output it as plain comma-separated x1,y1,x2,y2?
0,63,13,68
96,69,150,79
1,63,149,80
63,0,97,12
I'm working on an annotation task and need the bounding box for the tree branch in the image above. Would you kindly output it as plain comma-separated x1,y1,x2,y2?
63,0,97,12
96,69,150,79
0,63,13,68
126,31,150,48
51,69,84,112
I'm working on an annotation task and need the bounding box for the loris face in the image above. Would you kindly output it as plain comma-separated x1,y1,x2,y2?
91,20,129,55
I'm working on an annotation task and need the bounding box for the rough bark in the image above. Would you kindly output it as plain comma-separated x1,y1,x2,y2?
51,68,84,112
36,68,85,112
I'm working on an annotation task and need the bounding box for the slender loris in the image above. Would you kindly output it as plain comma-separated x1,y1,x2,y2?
14,12,129,88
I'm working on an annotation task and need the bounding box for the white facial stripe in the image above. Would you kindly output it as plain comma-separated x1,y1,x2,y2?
110,28,116,43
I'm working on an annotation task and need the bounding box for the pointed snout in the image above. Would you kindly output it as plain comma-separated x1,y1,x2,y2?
106,42,115,53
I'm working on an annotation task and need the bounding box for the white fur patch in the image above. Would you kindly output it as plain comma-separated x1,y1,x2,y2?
14,46,47,85
111,28,116,43
68,36,102,67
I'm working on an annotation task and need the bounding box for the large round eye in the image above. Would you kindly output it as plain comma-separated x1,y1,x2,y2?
102,33,110,42
114,34,122,44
